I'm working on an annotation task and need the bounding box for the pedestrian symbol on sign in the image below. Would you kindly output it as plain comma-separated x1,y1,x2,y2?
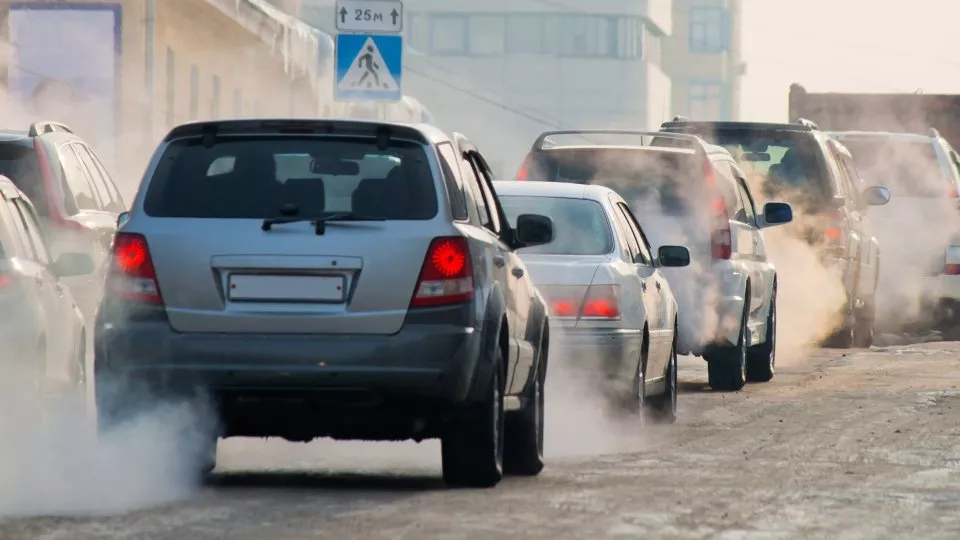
338,37,399,92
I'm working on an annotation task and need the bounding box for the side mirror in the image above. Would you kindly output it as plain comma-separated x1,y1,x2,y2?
117,211,130,227
656,245,690,268
758,201,793,228
54,252,95,277
514,213,554,247
863,185,891,206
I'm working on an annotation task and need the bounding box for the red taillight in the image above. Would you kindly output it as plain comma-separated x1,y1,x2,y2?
0,273,11,288
824,209,845,244
515,153,532,181
410,237,474,307
949,185,959,198
106,232,163,304
946,264,960,275
707,160,732,260
543,284,620,320
580,285,620,319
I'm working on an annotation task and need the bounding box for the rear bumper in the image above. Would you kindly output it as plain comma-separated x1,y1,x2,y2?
664,264,745,356
550,326,643,388
94,317,485,410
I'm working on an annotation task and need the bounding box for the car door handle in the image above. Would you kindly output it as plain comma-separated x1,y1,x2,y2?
640,279,646,291
511,267,524,279
655,280,662,290
493,255,506,268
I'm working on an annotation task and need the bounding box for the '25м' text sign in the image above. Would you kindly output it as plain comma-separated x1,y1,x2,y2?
336,0,403,34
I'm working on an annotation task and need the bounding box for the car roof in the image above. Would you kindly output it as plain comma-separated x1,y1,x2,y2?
826,130,938,143
492,180,619,202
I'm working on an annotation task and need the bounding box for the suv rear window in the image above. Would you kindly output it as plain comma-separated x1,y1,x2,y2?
837,138,949,198
667,127,830,202
0,144,47,217
143,137,438,219
499,195,613,256
526,148,704,213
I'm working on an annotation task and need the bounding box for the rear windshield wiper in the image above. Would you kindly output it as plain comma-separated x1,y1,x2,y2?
261,212,385,234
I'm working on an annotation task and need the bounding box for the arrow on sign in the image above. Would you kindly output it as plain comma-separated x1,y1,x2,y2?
390,8,398,25
339,7,347,24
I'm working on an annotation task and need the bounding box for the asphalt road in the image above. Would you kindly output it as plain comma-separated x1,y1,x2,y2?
3,342,960,539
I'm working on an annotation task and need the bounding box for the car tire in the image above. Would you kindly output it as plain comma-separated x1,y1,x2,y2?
441,345,505,488
706,300,748,392
503,344,545,477
853,299,875,348
645,327,678,423
746,287,776,383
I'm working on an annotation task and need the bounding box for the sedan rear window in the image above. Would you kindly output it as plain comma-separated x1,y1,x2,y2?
499,195,613,256
143,137,437,219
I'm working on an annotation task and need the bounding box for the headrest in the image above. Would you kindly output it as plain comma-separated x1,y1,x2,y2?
282,177,326,215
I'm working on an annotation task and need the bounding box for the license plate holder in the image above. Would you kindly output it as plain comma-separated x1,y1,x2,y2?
228,274,345,302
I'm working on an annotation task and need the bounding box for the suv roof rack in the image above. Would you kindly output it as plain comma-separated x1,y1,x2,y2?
929,127,941,138
795,118,820,130
532,129,704,151
28,121,74,137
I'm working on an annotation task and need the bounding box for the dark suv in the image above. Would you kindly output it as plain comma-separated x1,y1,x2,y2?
660,118,892,348
0,121,126,319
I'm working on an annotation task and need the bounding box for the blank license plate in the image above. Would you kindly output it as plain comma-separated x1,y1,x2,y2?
228,274,345,302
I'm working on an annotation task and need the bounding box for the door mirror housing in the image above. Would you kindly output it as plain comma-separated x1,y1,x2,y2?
514,213,554,248
54,252,95,277
758,201,793,228
656,245,690,268
863,185,891,206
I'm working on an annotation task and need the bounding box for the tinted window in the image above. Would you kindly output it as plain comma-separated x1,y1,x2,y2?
527,148,704,214
735,179,757,225
460,156,491,226
499,195,613,256
436,143,468,220
469,153,503,235
144,137,437,220
0,144,48,217
13,198,51,264
58,146,100,211
839,138,951,198
616,202,653,264
73,144,120,211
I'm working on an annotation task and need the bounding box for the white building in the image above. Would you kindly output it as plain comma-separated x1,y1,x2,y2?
299,0,673,178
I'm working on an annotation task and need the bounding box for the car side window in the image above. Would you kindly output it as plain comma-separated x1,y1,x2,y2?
617,202,653,265
2,200,32,259
87,148,126,208
460,154,492,229
468,151,503,236
734,178,757,225
612,202,643,263
57,145,100,212
824,145,849,200
836,153,865,207
436,143,469,221
73,144,120,212
11,197,51,265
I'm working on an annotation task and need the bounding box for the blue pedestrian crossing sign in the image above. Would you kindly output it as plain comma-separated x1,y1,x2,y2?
336,33,403,102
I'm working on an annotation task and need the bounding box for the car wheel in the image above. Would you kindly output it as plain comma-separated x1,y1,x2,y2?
746,287,776,383
441,345,505,488
504,332,546,476
853,299,875,348
706,300,748,392
645,328,678,423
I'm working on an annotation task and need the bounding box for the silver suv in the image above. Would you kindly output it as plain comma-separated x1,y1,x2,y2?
94,119,555,488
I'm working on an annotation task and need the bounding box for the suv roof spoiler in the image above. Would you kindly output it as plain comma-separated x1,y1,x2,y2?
531,129,704,151
795,118,820,130
161,118,430,146
28,121,74,137
930,127,941,138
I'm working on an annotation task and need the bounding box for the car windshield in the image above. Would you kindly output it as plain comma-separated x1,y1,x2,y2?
525,148,703,214
498,195,614,256
143,137,437,219
837,138,951,198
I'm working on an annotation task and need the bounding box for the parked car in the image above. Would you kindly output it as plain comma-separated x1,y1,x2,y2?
826,129,960,335
659,118,892,348
95,119,555,488
0,175,93,407
493,180,689,418
0,121,126,321
513,129,794,391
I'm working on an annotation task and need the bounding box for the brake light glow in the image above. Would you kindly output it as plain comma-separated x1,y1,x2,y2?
410,237,474,307
0,274,10,288
515,153,532,180
106,232,162,304
707,158,732,261
946,264,960,275
824,209,845,244
949,185,959,198
542,284,620,320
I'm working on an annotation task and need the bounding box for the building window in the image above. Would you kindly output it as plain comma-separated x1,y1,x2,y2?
211,75,221,119
468,15,505,56
430,15,468,54
506,15,542,54
689,7,727,53
165,47,175,127
189,64,199,120
645,26,662,66
689,81,725,121
408,13,428,50
561,16,614,57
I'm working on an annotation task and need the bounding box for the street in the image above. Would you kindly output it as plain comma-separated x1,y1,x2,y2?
3,341,960,539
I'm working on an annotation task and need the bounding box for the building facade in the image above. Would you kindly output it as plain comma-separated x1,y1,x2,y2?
0,0,326,192
300,0,673,178
662,0,744,122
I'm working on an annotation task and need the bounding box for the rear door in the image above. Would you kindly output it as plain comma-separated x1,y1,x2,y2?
731,167,771,318
831,147,870,296
135,134,446,336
